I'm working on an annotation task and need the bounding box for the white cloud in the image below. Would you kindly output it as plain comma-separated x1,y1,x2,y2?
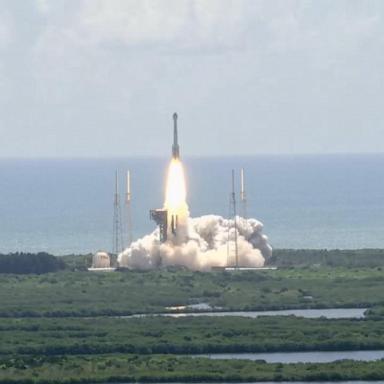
0,9,12,49
34,0,255,51
79,0,190,46
33,0,384,64
1,0,383,156
35,0,50,14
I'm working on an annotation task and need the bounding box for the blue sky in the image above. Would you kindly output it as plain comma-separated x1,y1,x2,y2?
0,0,383,157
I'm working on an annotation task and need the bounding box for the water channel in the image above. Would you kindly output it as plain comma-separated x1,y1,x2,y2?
129,307,367,319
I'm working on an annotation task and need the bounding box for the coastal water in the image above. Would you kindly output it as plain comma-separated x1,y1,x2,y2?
198,350,384,363
0,154,383,254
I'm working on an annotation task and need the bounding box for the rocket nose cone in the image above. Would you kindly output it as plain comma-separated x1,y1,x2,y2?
173,112,178,120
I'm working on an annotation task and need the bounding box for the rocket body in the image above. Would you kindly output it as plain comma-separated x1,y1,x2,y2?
172,112,180,159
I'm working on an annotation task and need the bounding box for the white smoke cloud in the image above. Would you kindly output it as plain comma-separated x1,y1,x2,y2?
118,215,272,271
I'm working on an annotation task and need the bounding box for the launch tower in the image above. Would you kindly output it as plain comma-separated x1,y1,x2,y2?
227,169,239,268
150,209,168,242
126,170,133,246
240,168,247,219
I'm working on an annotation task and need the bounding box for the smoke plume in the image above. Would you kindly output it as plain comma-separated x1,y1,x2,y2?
118,157,272,271
118,215,272,271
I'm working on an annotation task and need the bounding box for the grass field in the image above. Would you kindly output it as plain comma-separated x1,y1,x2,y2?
0,266,383,317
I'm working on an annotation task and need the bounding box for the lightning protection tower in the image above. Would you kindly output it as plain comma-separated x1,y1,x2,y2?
125,170,133,246
227,169,239,268
112,170,124,255
240,168,247,219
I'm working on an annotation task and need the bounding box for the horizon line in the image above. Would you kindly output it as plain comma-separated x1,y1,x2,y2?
0,152,383,160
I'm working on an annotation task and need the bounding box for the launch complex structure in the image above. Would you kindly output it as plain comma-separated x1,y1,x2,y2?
149,113,248,269
96,112,274,272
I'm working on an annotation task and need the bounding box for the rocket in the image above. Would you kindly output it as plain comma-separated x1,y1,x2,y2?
172,112,180,159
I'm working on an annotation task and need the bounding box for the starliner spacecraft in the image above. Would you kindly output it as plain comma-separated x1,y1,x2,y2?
172,112,180,159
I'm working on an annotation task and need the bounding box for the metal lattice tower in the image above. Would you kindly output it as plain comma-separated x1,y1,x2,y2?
125,170,133,246
240,168,247,219
227,169,239,268
112,170,124,255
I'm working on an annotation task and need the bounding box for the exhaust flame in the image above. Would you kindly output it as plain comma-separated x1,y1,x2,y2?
164,158,189,243
164,159,187,214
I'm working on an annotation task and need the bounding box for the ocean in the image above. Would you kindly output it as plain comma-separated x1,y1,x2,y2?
0,154,383,254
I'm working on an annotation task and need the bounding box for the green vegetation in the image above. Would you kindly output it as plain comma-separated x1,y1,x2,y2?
271,248,384,267
0,253,65,274
1,354,384,383
0,266,383,317
2,316,384,356
366,305,384,319
2,254,384,382
60,254,93,271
